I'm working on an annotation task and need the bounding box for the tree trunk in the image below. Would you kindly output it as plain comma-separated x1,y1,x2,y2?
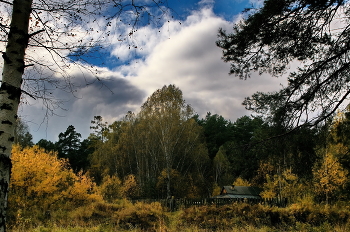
0,0,32,230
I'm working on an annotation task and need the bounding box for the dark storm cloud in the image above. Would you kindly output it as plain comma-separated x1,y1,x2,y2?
22,74,145,142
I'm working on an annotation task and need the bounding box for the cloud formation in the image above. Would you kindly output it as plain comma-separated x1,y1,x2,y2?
19,3,285,142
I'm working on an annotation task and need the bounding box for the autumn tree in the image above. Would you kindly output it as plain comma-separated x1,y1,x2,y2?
217,0,350,129
261,168,303,202
313,150,348,204
8,145,101,224
329,109,350,171
0,0,170,229
312,109,350,202
118,85,210,198
89,119,123,184
142,85,210,198
213,146,231,187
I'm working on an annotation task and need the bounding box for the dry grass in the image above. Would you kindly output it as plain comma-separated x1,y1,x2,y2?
8,200,350,232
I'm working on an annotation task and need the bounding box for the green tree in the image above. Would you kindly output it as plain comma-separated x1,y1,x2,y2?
36,139,56,152
217,0,350,128
55,125,87,172
140,85,209,198
196,113,233,160
89,119,123,184
213,146,231,186
118,85,210,198
224,116,268,180
14,118,33,148
329,109,350,170
90,116,109,142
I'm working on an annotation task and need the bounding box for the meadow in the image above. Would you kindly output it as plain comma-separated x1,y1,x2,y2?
8,199,350,232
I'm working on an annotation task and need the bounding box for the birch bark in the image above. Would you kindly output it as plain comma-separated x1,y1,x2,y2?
0,0,32,230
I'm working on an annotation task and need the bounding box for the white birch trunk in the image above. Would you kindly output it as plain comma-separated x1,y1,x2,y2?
0,0,33,231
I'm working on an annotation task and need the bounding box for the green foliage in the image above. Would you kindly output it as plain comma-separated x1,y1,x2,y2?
14,118,34,148
55,125,88,172
217,0,350,128
88,120,121,184
213,146,232,186
223,116,268,181
195,112,233,160
36,139,56,152
90,115,109,142
116,85,210,198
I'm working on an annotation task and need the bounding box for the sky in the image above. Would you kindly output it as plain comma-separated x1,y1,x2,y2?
10,0,287,142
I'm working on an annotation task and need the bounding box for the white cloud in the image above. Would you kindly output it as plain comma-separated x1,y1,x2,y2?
16,2,285,142
122,7,285,119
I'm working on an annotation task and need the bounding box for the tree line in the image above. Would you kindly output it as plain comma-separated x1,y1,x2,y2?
4,0,350,230
14,84,350,204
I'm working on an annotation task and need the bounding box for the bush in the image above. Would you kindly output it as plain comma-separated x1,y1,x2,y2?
179,202,350,230
113,201,167,231
8,145,102,227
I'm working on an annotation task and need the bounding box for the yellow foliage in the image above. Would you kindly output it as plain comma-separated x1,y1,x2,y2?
122,174,139,198
233,177,251,186
9,145,102,219
211,183,221,197
260,168,301,201
99,175,123,202
313,151,348,202
260,174,277,198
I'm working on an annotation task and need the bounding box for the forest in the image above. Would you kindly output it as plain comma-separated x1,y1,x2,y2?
9,84,350,231
2,0,350,231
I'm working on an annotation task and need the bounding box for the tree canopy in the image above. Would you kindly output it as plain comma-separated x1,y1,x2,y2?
217,0,350,128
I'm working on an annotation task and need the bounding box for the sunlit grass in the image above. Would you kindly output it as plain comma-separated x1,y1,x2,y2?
8,200,350,232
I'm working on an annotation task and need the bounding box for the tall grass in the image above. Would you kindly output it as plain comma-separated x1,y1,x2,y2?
8,199,350,232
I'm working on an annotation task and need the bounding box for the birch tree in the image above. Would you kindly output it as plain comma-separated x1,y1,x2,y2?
139,85,208,198
0,1,33,229
117,85,209,198
0,0,169,230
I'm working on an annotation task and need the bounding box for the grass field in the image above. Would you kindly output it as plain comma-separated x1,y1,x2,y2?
8,200,350,232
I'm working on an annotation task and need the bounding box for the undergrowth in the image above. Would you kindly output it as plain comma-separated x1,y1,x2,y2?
8,200,350,232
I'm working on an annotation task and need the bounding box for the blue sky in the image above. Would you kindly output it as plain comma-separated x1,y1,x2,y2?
170,0,249,19
13,0,285,143
70,0,255,69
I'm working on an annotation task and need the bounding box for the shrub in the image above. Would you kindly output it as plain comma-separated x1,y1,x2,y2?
8,145,102,227
179,202,350,230
113,201,167,231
